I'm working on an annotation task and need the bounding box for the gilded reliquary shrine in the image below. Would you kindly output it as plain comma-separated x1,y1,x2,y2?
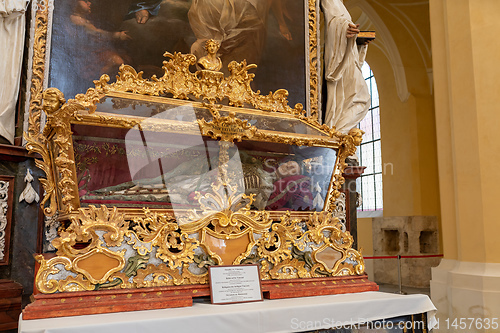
22,51,377,319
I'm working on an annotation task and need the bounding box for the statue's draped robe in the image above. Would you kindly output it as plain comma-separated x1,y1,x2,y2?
0,0,28,143
321,0,370,134
188,0,268,66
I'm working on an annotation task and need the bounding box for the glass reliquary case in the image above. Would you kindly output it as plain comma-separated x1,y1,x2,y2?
23,50,376,319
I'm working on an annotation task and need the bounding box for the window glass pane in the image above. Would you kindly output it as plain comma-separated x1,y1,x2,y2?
375,173,383,210
361,143,374,175
359,111,373,142
371,77,379,107
358,61,382,212
356,144,362,162
361,175,375,210
374,140,382,173
362,62,371,79
372,107,380,140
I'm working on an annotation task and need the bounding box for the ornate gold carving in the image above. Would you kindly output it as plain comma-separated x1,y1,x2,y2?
305,212,366,276
23,133,57,215
52,205,129,258
180,164,273,265
184,269,209,285
25,88,68,216
35,203,365,293
132,264,184,288
257,212,302,265
26,88,81,215
130,210,199,269
269,258,311,279
27,3,49,138
34,255,95,294
254,131,337,147
68,52,331,135
326,128,362,212
198,110,257,142
309,0,319,119
197,39,223,72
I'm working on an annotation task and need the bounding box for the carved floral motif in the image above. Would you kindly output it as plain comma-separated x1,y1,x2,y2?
0,181,9,262
35,176,365,292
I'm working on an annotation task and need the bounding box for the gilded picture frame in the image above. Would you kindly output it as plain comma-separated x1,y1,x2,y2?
24,0,320,138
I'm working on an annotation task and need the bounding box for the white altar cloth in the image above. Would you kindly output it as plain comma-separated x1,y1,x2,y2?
19,292,437,333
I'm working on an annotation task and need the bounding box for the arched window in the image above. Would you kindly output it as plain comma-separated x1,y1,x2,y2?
357,62,383,214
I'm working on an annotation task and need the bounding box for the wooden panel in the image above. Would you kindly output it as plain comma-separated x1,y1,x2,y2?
0,280,22,330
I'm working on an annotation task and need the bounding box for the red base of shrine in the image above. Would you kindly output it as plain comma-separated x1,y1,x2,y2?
22,275,378,320
262,275,378,299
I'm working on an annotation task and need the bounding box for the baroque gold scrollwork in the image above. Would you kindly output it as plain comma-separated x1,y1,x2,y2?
257,212,302,265
35,199,366,292
129,209,199,269
132,264,184,288
308,0,319,119
269,258,311,279
52,205,129,257
26,88,82,215
34,255,95,294
27,3,49,138
326,127,362,212
305,212,366,276
66,51,333,136
198,110,257,143
180,175,273,265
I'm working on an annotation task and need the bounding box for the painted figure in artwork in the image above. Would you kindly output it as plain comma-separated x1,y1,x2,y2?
321,0,371,134
49,0,133,97
188,0,292,69
49,0,305,106
69,0,131,74
124,0,294,68
127,0,162,24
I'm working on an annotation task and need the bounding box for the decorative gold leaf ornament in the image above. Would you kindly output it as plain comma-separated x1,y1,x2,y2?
26,32,366,293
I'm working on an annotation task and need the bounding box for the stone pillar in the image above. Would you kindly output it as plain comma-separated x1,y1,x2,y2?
430,1,500,331
342,165,365,250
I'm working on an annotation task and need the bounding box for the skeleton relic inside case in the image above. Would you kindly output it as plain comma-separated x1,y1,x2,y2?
23,44,377,319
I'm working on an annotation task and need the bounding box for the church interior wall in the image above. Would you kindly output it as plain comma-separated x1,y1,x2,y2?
430,0,500,329
6,0,500,329
347,0,441,287
0,157,42,303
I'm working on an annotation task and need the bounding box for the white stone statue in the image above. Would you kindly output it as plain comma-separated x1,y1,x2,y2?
321,0,370,134
0,0,29,144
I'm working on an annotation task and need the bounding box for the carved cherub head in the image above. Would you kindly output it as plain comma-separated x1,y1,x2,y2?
204,39,220,55
348,128,364,146
42,88,66,115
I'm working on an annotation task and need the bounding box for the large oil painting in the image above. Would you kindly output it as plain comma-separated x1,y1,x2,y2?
47,0,315,109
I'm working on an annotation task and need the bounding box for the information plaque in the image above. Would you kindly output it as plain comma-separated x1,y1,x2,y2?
209,265,263,305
